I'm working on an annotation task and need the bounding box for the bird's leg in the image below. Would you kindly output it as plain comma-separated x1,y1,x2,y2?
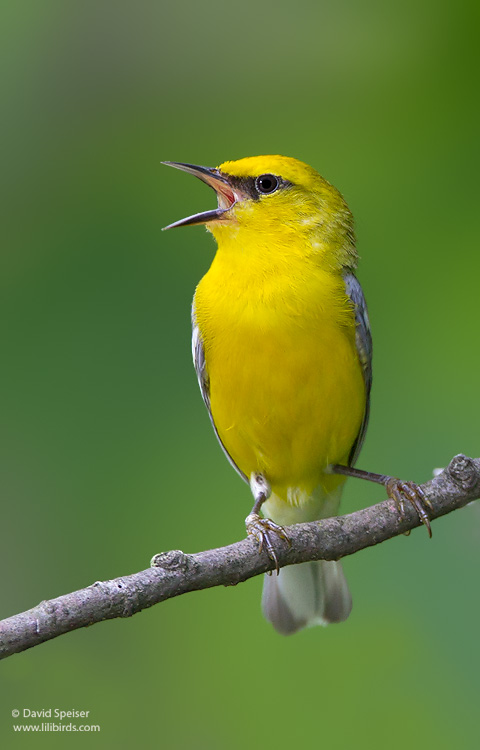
245,474,291,574
331,464,434,537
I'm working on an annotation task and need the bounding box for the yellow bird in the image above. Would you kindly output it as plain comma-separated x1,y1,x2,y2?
163,155,431,635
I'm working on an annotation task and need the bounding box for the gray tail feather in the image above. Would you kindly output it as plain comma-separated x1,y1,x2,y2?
261,560,352,636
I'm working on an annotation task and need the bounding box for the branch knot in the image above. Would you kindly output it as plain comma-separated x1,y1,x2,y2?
447,454,477,490
150,550,191,572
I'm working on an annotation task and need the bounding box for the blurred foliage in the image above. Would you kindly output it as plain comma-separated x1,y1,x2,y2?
1,1,479,748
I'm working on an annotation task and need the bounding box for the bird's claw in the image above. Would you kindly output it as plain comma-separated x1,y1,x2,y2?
245,513,291,574
386,478,433,537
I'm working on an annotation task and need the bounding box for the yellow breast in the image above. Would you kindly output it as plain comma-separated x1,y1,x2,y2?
194,243,366,504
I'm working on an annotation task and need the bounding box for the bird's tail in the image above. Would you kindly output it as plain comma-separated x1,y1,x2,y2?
261,559,352,635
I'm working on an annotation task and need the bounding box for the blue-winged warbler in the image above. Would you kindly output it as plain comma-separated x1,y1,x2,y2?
163,155,431,635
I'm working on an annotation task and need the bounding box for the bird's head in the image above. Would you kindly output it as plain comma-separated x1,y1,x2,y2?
163,155,357,270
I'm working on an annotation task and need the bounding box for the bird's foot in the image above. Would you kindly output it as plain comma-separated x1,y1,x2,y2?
386,478,434,537
245,513,291,574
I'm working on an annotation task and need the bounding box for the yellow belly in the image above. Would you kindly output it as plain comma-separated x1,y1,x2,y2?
194,259,366,505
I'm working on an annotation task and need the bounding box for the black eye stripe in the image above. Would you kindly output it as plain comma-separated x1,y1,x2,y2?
224,176,260,200
221,174,292,200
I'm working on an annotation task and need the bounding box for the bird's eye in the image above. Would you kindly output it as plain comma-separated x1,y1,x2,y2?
255,174,280,195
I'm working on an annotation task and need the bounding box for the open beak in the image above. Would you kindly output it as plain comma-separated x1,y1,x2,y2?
162,161,237,230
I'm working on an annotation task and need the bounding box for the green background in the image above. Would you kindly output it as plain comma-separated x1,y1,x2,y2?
1,1,479,748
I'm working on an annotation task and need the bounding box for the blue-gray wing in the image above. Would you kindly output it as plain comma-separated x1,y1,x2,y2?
344,272,373,465
191,306,248,483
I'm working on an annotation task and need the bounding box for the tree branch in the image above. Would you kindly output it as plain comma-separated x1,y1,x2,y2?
1,454,479,660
